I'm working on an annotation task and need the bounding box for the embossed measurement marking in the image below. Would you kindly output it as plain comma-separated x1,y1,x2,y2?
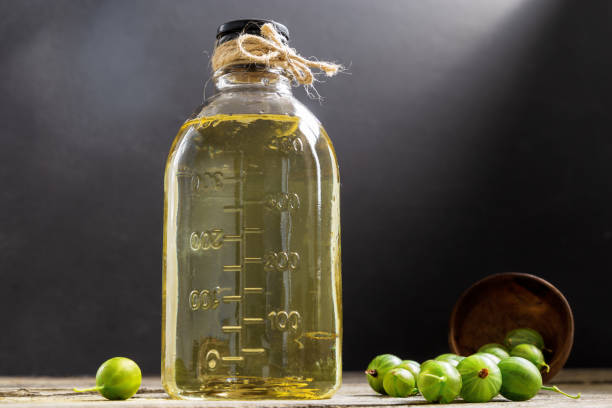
267,135,304,154
190,229,224,251
205,349,220,370
189,287,221,311
191,172,223,192
264,192,300,211
264,251,300,272
223,206,243,213
243,317,264,324
222,325,242,333
221,356,244,362
268,310,302,332
244,287,264,294
241,348,265,355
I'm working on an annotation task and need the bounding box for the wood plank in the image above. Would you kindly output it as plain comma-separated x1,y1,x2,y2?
0,370,605,407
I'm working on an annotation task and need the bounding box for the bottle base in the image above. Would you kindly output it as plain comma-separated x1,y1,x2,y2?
165,376,340,400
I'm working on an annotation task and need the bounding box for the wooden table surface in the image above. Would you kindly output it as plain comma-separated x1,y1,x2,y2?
0,369,609,407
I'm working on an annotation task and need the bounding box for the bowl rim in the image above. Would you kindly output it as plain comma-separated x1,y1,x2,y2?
448,272,574,381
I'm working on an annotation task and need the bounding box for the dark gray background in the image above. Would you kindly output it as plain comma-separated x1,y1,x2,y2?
1,0,611,375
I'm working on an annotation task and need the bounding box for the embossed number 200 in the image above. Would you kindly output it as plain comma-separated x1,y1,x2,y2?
263,251,300,272
190,229,224,251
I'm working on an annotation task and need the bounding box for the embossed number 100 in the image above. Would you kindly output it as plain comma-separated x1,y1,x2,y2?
189,287,221,311
268,310,301,332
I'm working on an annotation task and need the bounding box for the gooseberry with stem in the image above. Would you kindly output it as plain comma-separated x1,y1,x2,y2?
498,357,580,401
74,357,142,400
510,343,550,373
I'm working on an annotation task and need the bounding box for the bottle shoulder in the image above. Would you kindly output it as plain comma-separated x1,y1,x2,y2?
165,91,336,177
192,91,319,126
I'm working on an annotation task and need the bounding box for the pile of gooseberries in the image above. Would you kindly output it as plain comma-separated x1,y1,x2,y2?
365,328,580,404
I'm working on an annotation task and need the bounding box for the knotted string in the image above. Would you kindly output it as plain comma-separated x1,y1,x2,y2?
211,23,342,86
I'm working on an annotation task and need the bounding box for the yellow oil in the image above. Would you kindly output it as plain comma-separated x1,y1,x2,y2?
162,114,342,399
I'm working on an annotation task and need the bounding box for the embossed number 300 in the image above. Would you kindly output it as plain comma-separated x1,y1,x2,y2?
192,172,223,192
268,136,303,154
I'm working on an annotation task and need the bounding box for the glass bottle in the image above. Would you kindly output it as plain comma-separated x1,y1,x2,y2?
162,20,342,400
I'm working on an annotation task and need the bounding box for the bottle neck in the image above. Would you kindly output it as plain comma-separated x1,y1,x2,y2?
213,64,292,95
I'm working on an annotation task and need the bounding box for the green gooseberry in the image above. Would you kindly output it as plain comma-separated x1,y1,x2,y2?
397,360,420,379
420,359,435,368
417,360,462,404
383,368,417,397
434,353,464,367
478,343,510,360
365,354,402,394
417,359,436,378
498,357,580,401
504,327,547,351
474,352,501,365
511,343,550,373
457,354,502,403
74,357,142,400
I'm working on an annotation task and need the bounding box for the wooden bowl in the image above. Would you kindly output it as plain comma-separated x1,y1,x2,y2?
449,272,574,381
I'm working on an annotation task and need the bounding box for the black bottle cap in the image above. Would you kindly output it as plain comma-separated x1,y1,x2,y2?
216,19,289,46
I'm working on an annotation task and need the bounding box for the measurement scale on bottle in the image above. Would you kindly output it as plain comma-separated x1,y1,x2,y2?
181,129,304,376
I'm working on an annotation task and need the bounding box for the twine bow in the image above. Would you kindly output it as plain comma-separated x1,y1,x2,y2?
211,23,342,85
